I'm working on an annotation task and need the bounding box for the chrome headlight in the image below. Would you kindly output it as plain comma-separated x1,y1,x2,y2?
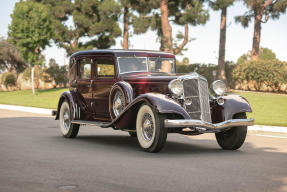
211,80,227,96
168,79,183,96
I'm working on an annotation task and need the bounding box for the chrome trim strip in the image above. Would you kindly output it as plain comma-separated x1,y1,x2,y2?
71,120,110,128
164,118,254,129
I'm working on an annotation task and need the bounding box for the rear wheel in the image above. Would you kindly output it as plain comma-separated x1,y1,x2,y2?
215,113,247,150
136,104,167,152
59,101,79,138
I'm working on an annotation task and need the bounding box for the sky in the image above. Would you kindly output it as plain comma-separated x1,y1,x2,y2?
1,0,287,66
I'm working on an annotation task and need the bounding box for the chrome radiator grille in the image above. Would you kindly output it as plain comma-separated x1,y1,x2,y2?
182,75,211,122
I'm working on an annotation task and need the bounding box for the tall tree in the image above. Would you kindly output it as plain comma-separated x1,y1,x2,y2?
158,0,209,54
124,0,209,54
33,0,122,55
0,38,27,73
235,0,287,60
119,0,156,49
123,5,129,49
9,0,53,95
210,0,235,81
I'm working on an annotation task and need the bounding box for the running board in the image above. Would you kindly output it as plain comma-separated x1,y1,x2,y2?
71,120,111,128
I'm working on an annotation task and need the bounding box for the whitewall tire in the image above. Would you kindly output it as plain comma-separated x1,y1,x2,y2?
59,101,79,138
136,104,167,152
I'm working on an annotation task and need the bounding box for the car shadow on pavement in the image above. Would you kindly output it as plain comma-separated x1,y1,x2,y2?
73,134,241,156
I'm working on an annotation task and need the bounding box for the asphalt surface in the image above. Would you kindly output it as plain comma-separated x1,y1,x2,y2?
0,109,287,192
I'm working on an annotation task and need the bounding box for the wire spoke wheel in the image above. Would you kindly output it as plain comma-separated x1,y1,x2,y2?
136,104,167,152
141,113,154,141
63,109,70,130
59,101,79,138
112,91,125,117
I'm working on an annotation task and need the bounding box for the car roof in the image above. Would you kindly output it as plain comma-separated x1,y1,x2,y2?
70,49,174,58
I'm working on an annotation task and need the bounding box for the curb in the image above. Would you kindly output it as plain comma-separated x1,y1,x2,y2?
0,104,287,135
248,125,287,134
0,104,53,115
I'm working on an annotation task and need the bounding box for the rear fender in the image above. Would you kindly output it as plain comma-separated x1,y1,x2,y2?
109,93,190,129
55,91,78,120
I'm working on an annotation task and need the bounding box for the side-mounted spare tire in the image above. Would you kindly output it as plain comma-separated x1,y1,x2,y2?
109,86,127,120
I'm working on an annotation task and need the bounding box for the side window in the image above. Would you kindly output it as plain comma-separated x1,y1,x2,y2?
78,58,91,79
96,57,115,78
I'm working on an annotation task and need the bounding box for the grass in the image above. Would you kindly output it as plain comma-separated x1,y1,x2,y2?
0,88,68,109
0,88,286,126
232,91,287,127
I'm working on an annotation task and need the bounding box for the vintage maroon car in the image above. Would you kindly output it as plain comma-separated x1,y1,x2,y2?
54,49,254,152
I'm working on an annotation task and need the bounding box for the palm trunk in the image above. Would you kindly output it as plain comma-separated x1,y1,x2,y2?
160,0,173,53
218,7,227,81
123,6,129,49
251,11,262,61
31,65,35,95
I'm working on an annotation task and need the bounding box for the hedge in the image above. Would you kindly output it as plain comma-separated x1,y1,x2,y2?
232,59,287,92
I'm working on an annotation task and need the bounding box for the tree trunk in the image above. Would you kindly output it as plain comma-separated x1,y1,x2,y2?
160,0,173,53
174,24,189,55
71,33,79,49
123,6,129,49
31,65,35,95
218,7,227,81
251,10,262,61
250,0,273,61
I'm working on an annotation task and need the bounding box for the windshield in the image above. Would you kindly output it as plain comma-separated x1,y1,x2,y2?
117,57,175,74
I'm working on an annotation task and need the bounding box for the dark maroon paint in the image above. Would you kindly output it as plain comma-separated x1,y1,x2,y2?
55,49,252,131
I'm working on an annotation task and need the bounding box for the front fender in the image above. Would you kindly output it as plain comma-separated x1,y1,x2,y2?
107,93,190,129
222,94,252,120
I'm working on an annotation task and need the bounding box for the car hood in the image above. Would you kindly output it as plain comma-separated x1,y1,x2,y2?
119,72,181,83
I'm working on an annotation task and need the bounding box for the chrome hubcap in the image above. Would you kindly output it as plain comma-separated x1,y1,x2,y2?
141,113,154,141
113,91,125,117
63,109,70,130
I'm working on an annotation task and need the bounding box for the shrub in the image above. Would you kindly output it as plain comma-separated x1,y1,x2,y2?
45,62,68,88
0,72,17,88
232,59,287,91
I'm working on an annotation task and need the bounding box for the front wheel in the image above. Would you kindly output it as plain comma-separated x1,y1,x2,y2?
136,104,167,152
59,101,80,138
215,113,247,150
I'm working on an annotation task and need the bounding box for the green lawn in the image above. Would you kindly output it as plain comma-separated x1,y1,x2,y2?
233,91,287,127
0,88,286,126
0,88,68,109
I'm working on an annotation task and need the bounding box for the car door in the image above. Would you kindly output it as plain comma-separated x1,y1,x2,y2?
92,56,116,120
76,57,94,119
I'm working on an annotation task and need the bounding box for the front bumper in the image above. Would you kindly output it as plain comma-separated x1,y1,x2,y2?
164,118,254,130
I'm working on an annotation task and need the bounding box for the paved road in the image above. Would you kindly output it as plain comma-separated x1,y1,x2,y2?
0,109,287,192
